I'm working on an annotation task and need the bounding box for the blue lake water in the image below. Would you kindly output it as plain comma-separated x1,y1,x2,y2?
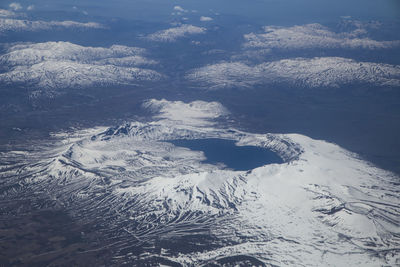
168,138,283,171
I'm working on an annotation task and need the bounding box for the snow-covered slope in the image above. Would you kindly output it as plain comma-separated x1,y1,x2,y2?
146,24,206,42
244,23,400,50
0,18,104,33
0,42,162,91
0,8,104,33
0,9,18,18
0,99,398,266
187,20,400,90
187,57,400,89
1,42,151,67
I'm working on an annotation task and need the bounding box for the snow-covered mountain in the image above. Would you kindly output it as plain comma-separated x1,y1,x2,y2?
0,41,162,92
0,18,104,33
146,24,206,42
0,99,398,266
187,57,400,89
186,20,400,90
0,8,104,33
244,23,400,50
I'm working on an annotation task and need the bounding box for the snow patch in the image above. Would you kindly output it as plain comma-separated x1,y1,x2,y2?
146,24,206,42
